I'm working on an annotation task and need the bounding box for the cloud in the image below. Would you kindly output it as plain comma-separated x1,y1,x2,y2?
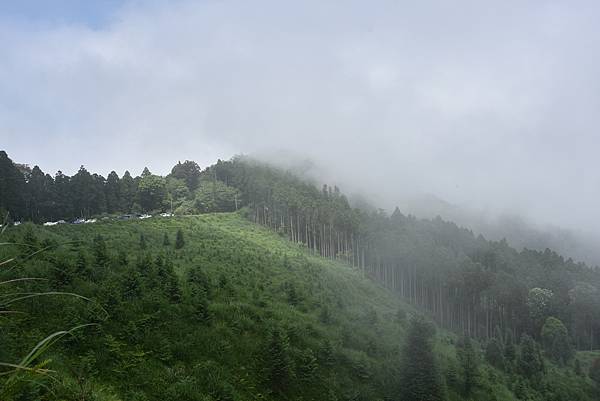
1,0,600,235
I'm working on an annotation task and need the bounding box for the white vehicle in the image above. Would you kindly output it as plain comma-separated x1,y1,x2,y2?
43,221,58,226
140,214,152,219
160,212,173,217
84,218,97,224
14,221,21,226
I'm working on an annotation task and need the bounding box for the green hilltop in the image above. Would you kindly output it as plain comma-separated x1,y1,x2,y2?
2,213,420,400
1,151,600,400
0,213,595,400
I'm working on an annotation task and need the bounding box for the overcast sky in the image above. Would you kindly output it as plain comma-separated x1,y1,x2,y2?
1,0,599,233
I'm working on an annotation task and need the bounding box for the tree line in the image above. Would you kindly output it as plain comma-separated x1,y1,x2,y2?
2,150,599,354
210,157,600,355
4,217,598,400
3,151,600,400
0,151,239,222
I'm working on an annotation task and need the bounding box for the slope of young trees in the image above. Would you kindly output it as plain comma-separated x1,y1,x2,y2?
209,157,600,352
2,152,600,354
1,214,597,401
2,149,600,399
2,151,600,352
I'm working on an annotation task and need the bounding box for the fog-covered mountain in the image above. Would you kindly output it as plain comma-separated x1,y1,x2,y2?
400,193,600,267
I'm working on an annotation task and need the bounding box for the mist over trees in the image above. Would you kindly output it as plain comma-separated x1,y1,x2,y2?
0,151,237,221
399,195,600,268
398,316,444,401
209,157,600,352
2,150,600,400
2,150,599,354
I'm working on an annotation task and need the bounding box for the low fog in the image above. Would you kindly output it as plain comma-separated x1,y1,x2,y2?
2,1,600,263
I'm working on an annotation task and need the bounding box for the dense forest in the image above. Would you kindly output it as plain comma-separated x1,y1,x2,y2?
213,159,600,351
0,151,240,221
1,149,600,400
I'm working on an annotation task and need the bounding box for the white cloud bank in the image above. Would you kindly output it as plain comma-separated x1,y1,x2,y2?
1,0,600,235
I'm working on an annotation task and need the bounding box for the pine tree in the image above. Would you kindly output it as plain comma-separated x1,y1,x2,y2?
117,249,128,266
188,268,212,299
163,232,170,246
71,166,97,218
93,235,109,267
517,334,543,380
135,253,153,277
170,160,202,191
22,226,38,251
395,308,407,324
75,251,89,276
319,305,332,324
590,357,600,389
365,306,378,325
541,317,573,365
0,151,26,219
398,315,444,401
51,259,73,287
187,268,212,320
265,327,293,393
574,358,583,376
286,282,299,306
159,258,181,303
105,171,121,213
445,359,460,392
122,269,141,300
493,326,504,345
119,171,136,212
191,292,211,323
504,331,516,368
485,338,505,370
457,336,479,396
218,273,228,289
175,229,185,249
298,348,318,382
318,339,336,368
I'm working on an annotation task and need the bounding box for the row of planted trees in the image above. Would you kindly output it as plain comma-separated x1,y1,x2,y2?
0,150,241,222
3,149,599,350
215,157,600,351
214,158,366,265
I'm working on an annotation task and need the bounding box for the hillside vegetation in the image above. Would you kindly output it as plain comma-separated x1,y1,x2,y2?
0,214,595,400
1,150,600,400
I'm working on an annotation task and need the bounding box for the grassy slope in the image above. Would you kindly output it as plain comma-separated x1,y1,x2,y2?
51,213,413,399
4,213,544,400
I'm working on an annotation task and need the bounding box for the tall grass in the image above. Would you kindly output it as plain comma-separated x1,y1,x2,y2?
0,213,103,397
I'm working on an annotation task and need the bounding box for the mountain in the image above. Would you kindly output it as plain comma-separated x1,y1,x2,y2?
399,193,600,268
0,213,595,401
1,151,600,400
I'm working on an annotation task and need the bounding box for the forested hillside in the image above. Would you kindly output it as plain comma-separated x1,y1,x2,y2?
1,214,598,401
398,194,600,268
1,150,600,400
213,159,600,351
